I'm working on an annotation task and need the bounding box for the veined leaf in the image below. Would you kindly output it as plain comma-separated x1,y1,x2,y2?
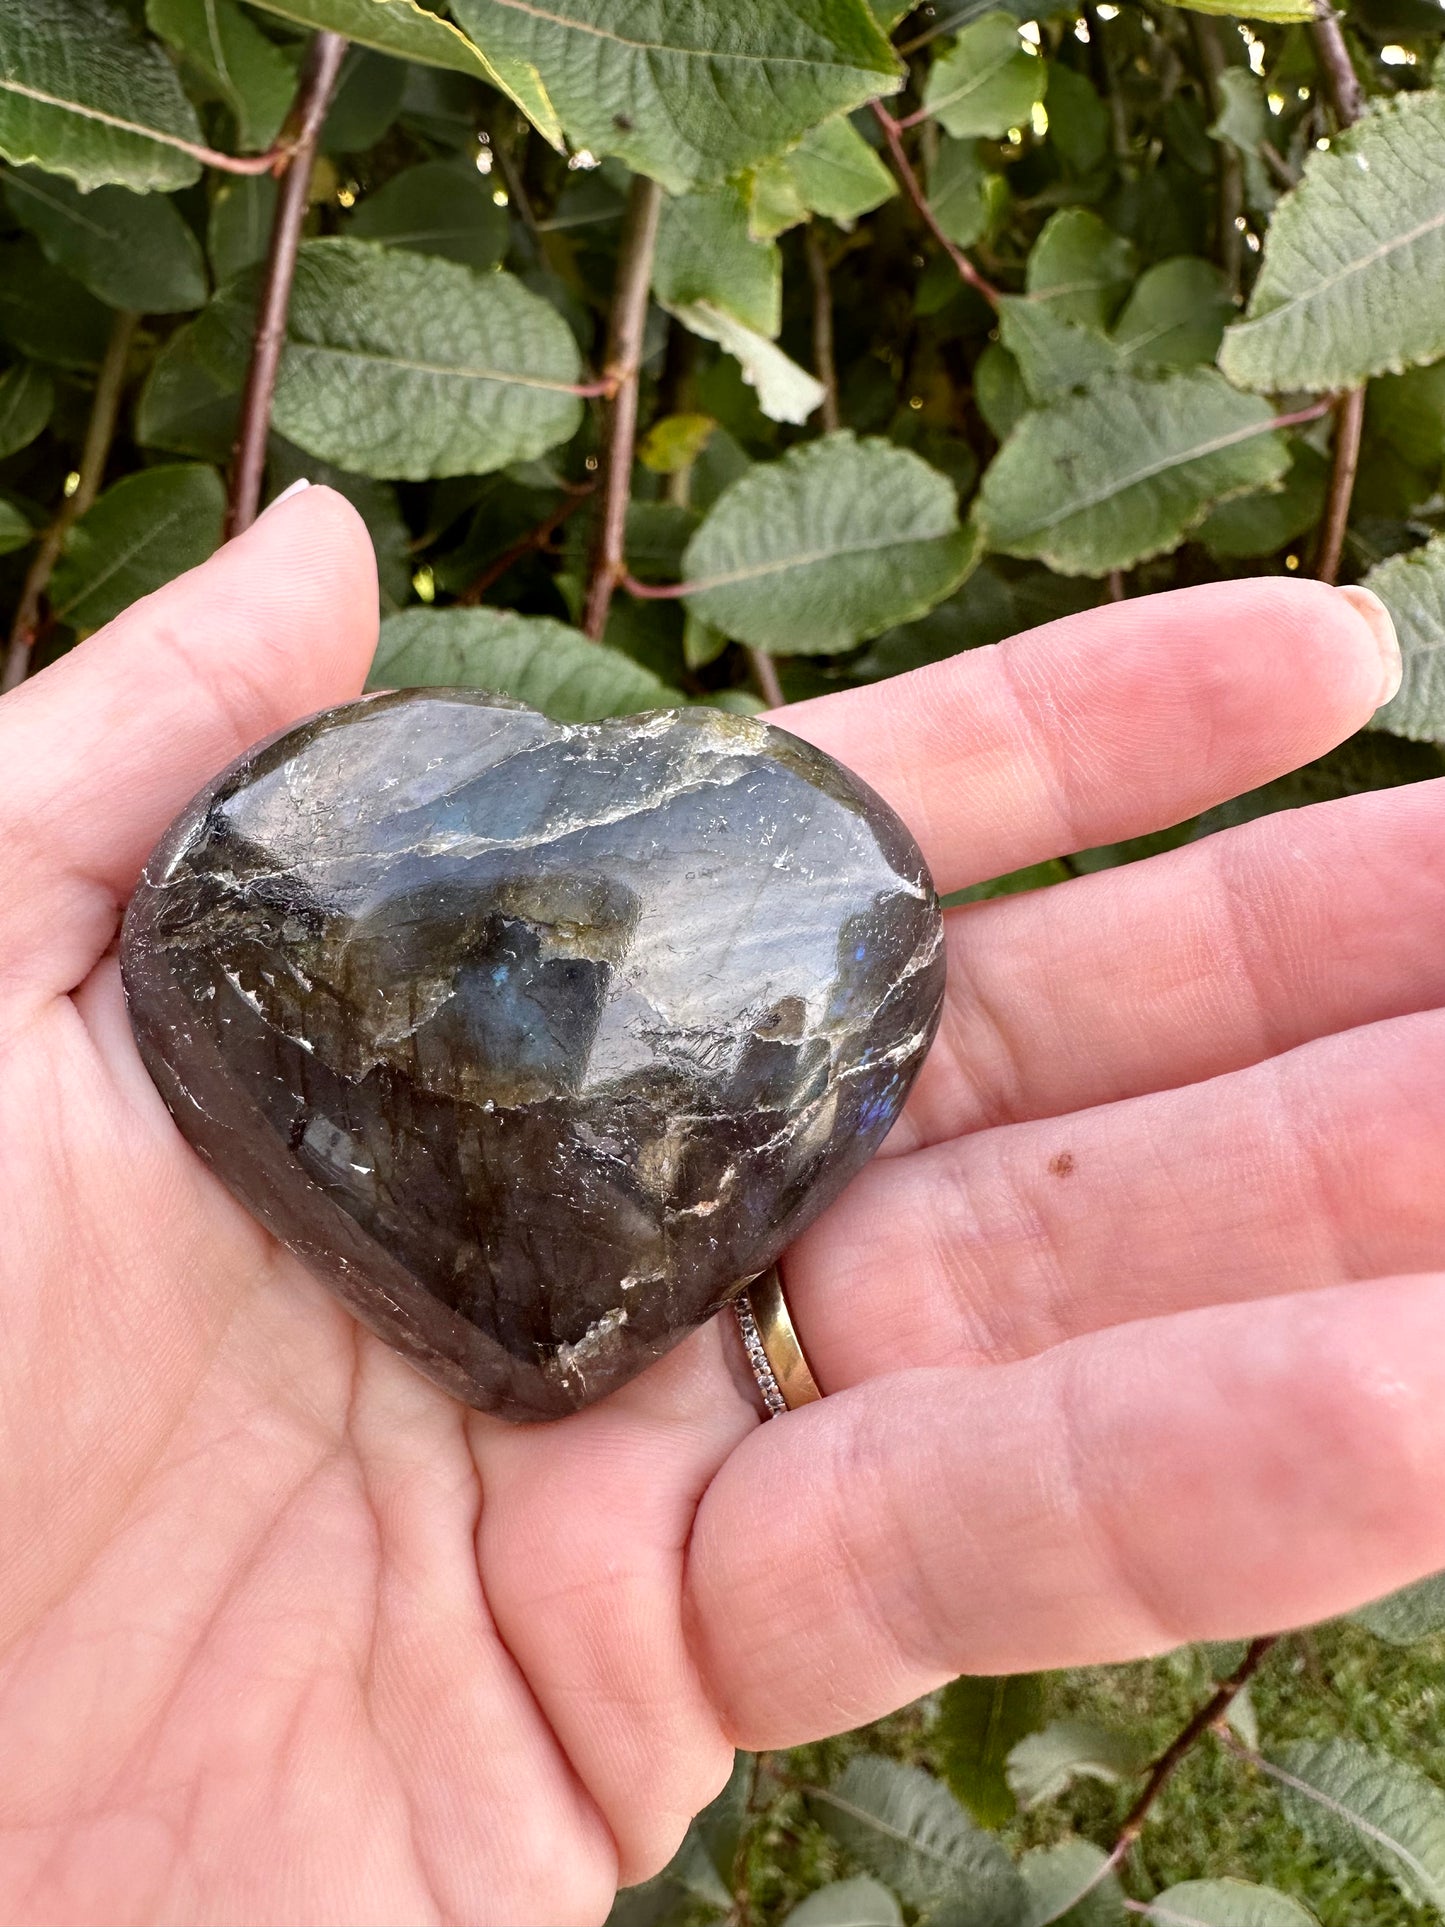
199,239,585,480
784,1878,904,1927
977,368,1289,575
1167,0,1313,20
1351,1571,1445,1646
1114,257,1233,372
237,0,563,144
1007,1720,1148,1809
655,184,781,337
1365,535,1445,742
671,301,825,426
749,113,895,238
923,13,1044,139
0,496,33,555
449,0,902,194
51,463,225,630
930,136,999,249
1221,92,1445,393
1268,1738,1445,1910
369,608,681,720
810,1756,1026,1927
996,299,1120,403
1025,208,1136,328
1140,1879,1320,1926
0,358,53,457
5,166,208,313
137,319,241,461
683,432,978,652
1019,1841,1124,1927
348,160,510,270
0,0,205,192
146,0,296,151
935,1674,1045,1827
1197,442,1328,561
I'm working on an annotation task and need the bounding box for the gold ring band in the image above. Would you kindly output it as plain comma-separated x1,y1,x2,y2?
733,1265,823,1416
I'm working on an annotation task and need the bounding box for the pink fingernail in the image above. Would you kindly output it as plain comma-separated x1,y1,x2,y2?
1337,584,1402,706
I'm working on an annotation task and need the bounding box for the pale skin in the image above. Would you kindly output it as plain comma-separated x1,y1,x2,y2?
1,485,1443,1925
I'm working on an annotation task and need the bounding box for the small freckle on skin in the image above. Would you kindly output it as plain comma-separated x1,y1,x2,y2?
1048,1151,1075,1177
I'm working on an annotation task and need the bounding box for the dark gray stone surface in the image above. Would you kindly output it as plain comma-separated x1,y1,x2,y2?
122,693,945,1420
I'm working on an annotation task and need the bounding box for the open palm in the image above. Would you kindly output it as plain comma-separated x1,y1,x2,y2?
3,487,1444,1927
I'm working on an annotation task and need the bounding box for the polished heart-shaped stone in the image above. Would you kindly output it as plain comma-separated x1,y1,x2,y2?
121,694,945,1421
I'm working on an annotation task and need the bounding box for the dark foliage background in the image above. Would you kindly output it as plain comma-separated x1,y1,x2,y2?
3,0,1445,1920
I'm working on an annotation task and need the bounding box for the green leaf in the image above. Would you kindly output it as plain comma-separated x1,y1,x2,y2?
1208,70,1277,214
368,608,681,720
811,1756,1027,1927
4,166,208,313
136,318,241,460
208,174,278,284
1113,258,1233,373
1268,1738,1445,1910
146,0,295,151
1351,1572,1445,1646
237,0,563,144
1367,361,1445,474
0,0,205,192
973,340,1027,441
0,358,53,457
977,368,1290,575
449,0,902,194
1220,92,1445,393
0,496,34,555
0,237,113,368
640,413,718,475
349,159,509,270
1140,1880,1320,1926
1025,208,1136,329
1167,0,1312,21
923,13,1044,139
670,301,826,426
1364,534,1445,741
51,463,225,630
1019,1841,1124,1927
683,432,978,653
996,299,1120,404
1045,61,1108,174
783,112,896,226
655,184,781,337
199,239,584,480
784,1878,904,1927
935,1674,1045,1827
1006,1720,1148,1808
930,136,998,249
321,46,405,154
1197,443,1327,560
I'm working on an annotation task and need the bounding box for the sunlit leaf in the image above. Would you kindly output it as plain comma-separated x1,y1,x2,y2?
1007,1720,1148,1808
1351,1572,1445,1646
935,1674,1045,1827
1019,1841,1125,1927
923,12,1044,139
146,0,295,151
1268,1738,1445,1910
1140,1879,1320,1926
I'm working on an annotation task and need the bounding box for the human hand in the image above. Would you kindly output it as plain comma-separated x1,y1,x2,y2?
0,486,1439,1926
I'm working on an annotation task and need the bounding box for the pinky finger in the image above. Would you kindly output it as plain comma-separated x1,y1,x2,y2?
684,1274,1445,1748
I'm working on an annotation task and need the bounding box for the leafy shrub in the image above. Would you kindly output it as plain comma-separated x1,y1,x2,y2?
3,0,1444,1919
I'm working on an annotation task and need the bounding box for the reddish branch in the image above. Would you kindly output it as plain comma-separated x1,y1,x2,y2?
1309,1,1365,585
582,174,664,640
805,226,841,434
223,31,347,540
457,485,596,605
870,101,1000,308
1,308,138,694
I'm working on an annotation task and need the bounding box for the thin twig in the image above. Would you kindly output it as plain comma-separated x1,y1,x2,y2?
619,571,693,601
1310,2,1365,585
582,174,663,641
492,115,542,243
1315,385,1365,585
1,308,138,693
805,226,841,434
457,485,597,604
1261,138,1300,190
1083,1,1130,162
1191,15,1245,296
747,647,785,709
223,31,347,540
1310,1,1364,125
870,102,1001,308
1107,570,1126,602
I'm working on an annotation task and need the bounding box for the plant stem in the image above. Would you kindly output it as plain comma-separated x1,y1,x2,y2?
223,30,347,541
457,484,596,605
1315,384,1365,585
870,102,1001,308
1083,1,1130,163
1309,2,1365,585
747,647,785,708
1191,15,1245,296
1,308,138,693
582,174,663,641
805,226,841,434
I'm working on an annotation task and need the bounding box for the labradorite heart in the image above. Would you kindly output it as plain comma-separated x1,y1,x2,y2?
121,693,945,1421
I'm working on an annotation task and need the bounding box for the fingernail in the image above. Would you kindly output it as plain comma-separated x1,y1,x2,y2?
263,477,312,516
1337,584,1402,705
